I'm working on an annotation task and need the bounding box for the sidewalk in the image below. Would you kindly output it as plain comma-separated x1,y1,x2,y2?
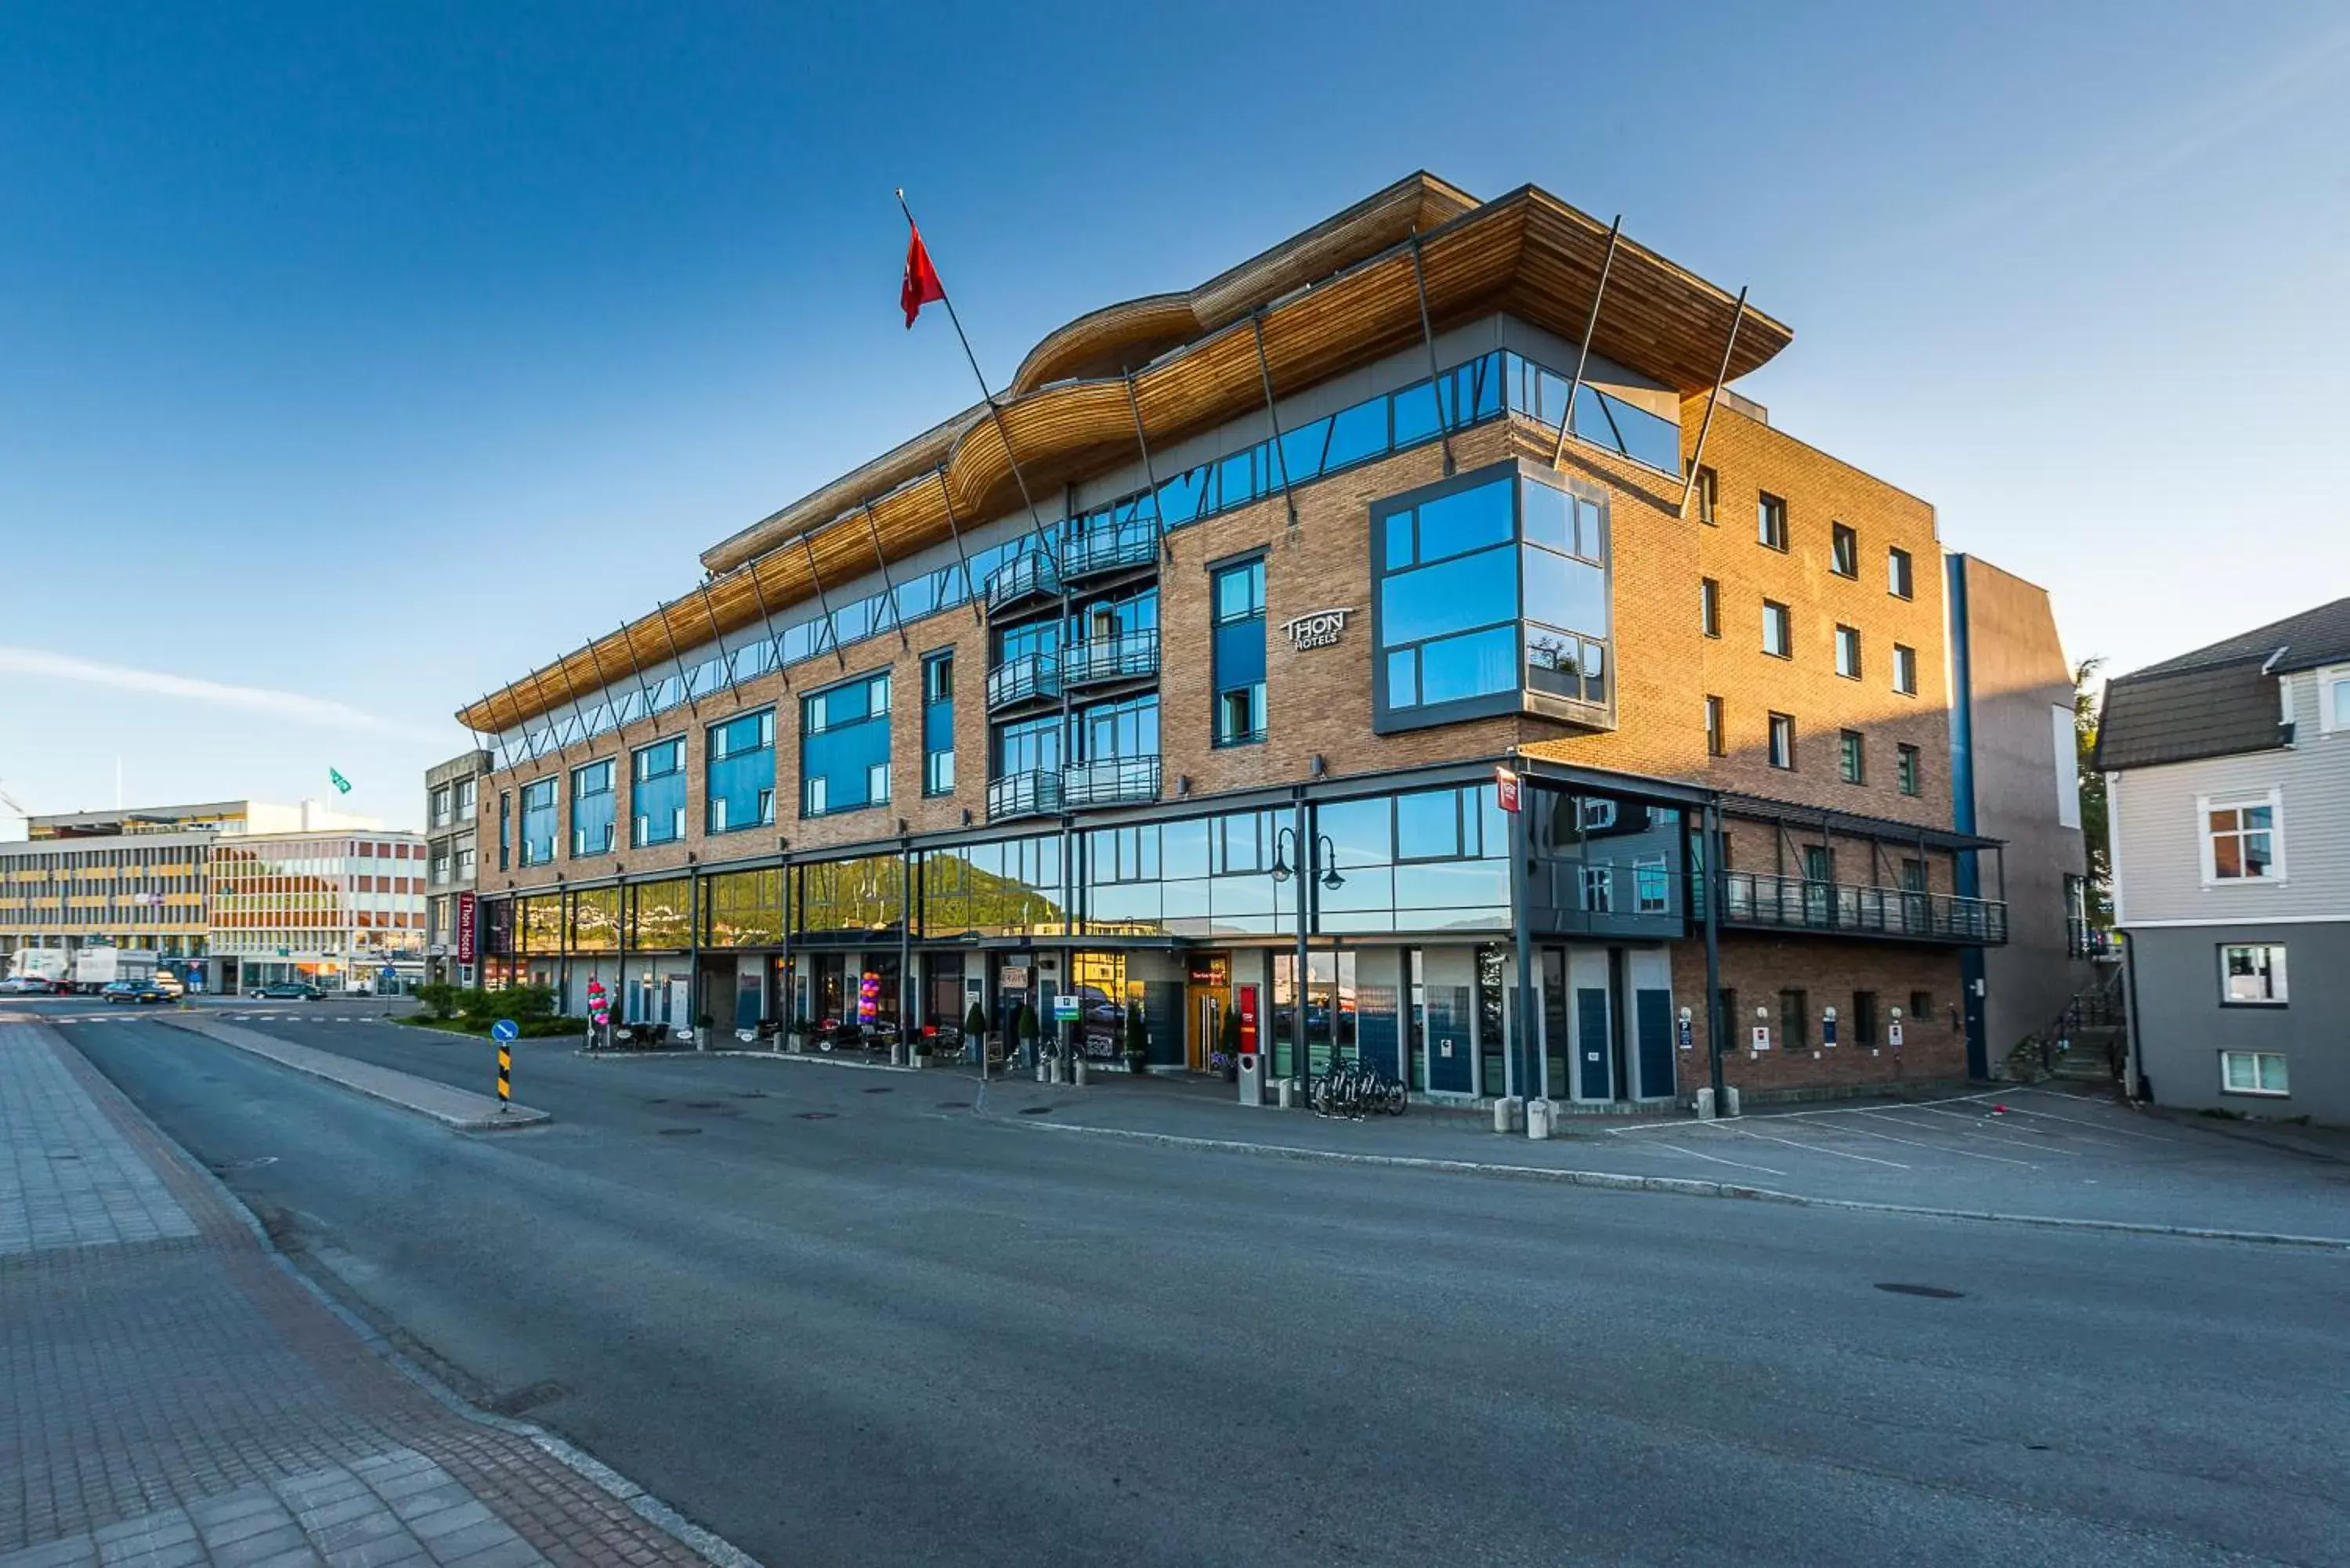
0,1020,735,1568
158,1018,548,1130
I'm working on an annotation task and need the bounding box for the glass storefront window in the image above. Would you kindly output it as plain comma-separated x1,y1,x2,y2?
797,854,906,938
631,880,692,949
705,868,783,947
570,887,620,951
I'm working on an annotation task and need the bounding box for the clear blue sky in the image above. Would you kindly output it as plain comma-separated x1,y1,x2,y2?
3,1,2344,833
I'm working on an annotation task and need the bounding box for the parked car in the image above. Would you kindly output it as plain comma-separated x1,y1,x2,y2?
254,981,325,1000
101,978,171,1005
0,974,52,995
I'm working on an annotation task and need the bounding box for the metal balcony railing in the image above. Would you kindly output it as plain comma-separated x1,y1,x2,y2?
985,650,1061,713
1059,518,1159,583
986,768,1063,822
982,550,1061,616
1061,756,1162,811
2066,918,2118,959
1063,630,1160,690
1717,871,2008,945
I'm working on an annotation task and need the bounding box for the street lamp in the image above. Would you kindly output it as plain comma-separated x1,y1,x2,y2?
1269,829,1343,891
1268,825,1343,1091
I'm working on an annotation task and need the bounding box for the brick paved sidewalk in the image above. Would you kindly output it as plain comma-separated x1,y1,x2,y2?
0,1022,734,1568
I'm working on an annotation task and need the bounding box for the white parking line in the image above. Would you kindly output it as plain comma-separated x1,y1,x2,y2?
1896,1103,2092,1154
1843,1111,2038,1165
1650,1140,1788,1176
1997,1089,2186,1143
1731,1127,1909,1168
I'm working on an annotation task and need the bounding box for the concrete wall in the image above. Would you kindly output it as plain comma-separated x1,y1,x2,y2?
1950,555,2092,1056
2128,920,2350,1125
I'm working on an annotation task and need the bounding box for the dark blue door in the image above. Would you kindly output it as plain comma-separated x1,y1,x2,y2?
1636,988,1674,1100
1426,982,1473,1094
1575,987,1612,1101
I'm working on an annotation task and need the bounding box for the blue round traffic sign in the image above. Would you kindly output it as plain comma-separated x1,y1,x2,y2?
490,1018,519,1042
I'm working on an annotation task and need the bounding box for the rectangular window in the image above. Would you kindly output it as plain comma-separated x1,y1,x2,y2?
1896,742,1922,796
497,793,511,871
1212,558,1267,746
1835,624,1861,679
1831,522,1857,577
2221,1050,2289,1097
518,779,556,867
2220,944,2287,1004
1705,695,1725,757
455,779,476,821
1910,990,1932,1026
803,672,891,818
1893,643,1918,695
706,709,776,833
1634,857,1669,915
2203,795,2279,881
1851,990,1878,1047
1768,713,1795,770
1700,577,1720,638
569,759,615,857
1691,464,1717,525
457,847,475,880
430,786,452,829
1888,546,1914,599
1778,988,1809,1050
1762,600,1792,659
922,651,956,797
631,738,687,846
1758,493,1788,551
1839,730,1866,784
2320,664,2350,733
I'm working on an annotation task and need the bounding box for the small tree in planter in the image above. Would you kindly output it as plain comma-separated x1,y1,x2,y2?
965,1001,990,1066
1214,1007,1243,1082
1014,1002,1040,1067
1123,1000,1150,1075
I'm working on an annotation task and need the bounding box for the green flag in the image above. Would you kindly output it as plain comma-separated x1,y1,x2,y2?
328,768,352,795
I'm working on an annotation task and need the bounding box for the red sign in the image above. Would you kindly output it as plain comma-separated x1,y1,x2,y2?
1236,983,1259,1054
455,891,478,964
1495,766,1520,814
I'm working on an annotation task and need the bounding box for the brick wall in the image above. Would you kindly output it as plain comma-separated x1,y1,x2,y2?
1672,934,1968,1096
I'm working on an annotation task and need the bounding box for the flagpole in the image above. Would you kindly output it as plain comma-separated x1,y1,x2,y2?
895,190,1054,558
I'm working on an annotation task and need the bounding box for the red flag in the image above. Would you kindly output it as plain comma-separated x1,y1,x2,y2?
901,224,945,328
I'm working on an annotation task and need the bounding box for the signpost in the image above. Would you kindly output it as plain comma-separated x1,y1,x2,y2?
490,1017,517,1114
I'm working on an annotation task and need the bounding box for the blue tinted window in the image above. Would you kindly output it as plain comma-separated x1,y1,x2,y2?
922,652,955,796
632,738,685,846
1213,558,1267,746
1280,420,1329,486
1318,797,1394,868
519,779,557,867
1395,789,1467,861
1217,450,1256,511
706,709,776,833
1415,627,1518,705
569,760,615,857
1391,380,1440,447
801,674,891,817
1521,547,1609,638
1410,479,1513,566
1379,544,1513,646
1325,399,1388,471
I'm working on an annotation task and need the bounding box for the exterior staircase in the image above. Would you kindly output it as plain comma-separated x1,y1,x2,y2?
2040,966,2128,1083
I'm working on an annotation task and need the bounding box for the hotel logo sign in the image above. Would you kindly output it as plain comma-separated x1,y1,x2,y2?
1282,607,1354,651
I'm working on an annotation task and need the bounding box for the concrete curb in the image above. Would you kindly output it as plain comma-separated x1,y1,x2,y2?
571,1046,918,1075
1003,1115,2350,1252
159,1017,551,1131
42,1023,764,1568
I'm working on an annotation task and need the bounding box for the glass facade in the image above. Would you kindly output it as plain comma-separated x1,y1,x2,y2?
707,709,776,834
802,673,891,818
797,854,907,938
631,879,692,949
1372,463,1611,732
490,345,1675,771
1211,558,1265,746
920,834,1065,939
571,760,615,857
632,739,686,847
705,868,784,947
570,886,620,951
518,779,556,867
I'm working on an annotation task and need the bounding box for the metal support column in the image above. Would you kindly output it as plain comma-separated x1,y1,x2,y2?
1407,231,1456,477
652,601,703,719
1123,371,1176,565
1249,313,1299,529
931,465,985,627
797,534,849,670
687,868,703,1047
1291,797,1311,1091
1510,784,1536,1104
743,564,792,690
1551,215,1622,468
860,502,911,650
1680,286,1749,518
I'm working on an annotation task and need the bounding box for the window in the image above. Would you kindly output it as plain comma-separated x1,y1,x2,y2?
1910,990,1932,1026
922,652,956,796
2321,665,2350,734
457,846,475,881
1373,464,1611,729
1690,464,1718,525
497,792,511,871
1888,546,1914,599
1768,713,1795,770
803,672,891,818
1758,493,1788,551
1579,865,1613,912
429,786,452,829
518,779,556,867
1838,730,1866,784
1831,522,1857,577
1835,624,1862,679
1700,577,1720,638
1705,695,1725,757
1394,785,1494,862
632,738,686,846
2221,1050,2289,1097
1896,742,1922,796
1212,557,1267,746
2220,944,2287,1004
706,710,777,834
1893,644,1918,695
455,779,476,822
1851,990,1878,1047
2202,793,2280,882
1778,988,1809,1050
1634,857,1670,915
570,760,615,857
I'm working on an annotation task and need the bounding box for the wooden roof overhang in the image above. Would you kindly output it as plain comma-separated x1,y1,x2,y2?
457,181,1790,737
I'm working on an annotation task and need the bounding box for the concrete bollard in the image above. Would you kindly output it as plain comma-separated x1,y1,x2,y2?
1694,1086,1716,1120
1723,1085,1742,1118
1493,1096,1524,1134
1049,1058,1065,1086
1035,1059,1049,1084
1525,1099,1554,1140
1074,1059,1090,1087
1277,1078,1296,1110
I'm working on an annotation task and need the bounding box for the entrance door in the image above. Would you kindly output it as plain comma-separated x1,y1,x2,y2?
1570,947,1613,1102
665,975,690,1031
1629,948,1675,1100
1188,987,1226,1071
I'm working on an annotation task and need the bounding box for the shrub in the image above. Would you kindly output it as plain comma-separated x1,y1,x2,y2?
1123,1000,1149,1074
965,1001,989,1042
414,982,459,1021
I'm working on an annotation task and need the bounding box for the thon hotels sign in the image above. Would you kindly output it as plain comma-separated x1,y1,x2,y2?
1282,607,1354,651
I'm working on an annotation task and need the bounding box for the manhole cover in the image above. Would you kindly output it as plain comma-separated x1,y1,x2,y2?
681,1100,725,1110
862,1086,895,1095
486,1379,567,1417
731,1090,768,1100
1875,1282,1965,1299
796,1111,838,1121
1018,1105,1055,1116
656,1126,703,1137
935,1100,971,1110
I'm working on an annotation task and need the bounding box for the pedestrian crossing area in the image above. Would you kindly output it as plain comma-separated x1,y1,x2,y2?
37,1011,396,1025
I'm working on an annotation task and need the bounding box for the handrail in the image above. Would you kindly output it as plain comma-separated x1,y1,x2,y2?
1060,518,1160,581
1717,869,2007,944
982,551,1061,616
1061,756,1162,810
985,769,1063,822
985,649,1061,711
1064,630,1161,687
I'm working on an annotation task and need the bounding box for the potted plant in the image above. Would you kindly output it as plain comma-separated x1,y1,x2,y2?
1214,1007,1243,1082
1015,1002,1040,1070
1123,999,1150,1076
965,1001,991,1068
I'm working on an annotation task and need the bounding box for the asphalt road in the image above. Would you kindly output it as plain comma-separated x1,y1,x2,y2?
59,1010,2350,1568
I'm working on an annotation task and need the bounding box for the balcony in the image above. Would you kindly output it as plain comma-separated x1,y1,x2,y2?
1061,756,1162,811
1059,518,1159,585
2066,917,2118,959
985,650,1061,714
1718,871,2007,945
982,550,1061,617
1062,630,1160,691
986,768,1063,822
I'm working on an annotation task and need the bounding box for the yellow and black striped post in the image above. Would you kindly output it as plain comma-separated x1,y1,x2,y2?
497,1045,512,1112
